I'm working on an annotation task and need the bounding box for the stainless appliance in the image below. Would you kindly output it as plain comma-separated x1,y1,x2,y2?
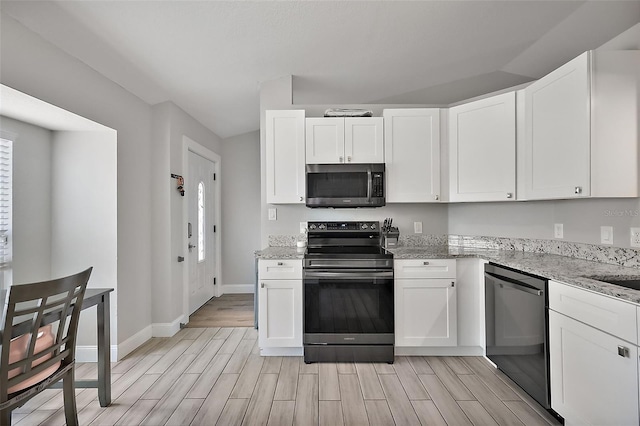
305,163,385,208
485,263,551,410
304,221,394,363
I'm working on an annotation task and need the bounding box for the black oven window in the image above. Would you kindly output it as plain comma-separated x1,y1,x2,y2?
305,279,394,334
307,172,368,198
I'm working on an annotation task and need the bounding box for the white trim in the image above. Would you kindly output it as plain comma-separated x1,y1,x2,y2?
222,284,254,294
394,346,484,356
259,347,303,356
182,136,222,324
117,324,153,360
151,316,183,338
75,345,119,363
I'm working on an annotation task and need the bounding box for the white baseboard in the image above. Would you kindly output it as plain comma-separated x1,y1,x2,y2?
152,316,183,338
76,325,153,362
118,325,153,360
221,284,254,294
259,347,303,356
76,345,119,363
395,346,484,356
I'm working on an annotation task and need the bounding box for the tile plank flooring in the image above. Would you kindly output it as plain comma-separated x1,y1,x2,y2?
11,327,562,426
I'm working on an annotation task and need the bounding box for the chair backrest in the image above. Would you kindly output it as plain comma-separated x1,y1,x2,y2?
0,268,92,397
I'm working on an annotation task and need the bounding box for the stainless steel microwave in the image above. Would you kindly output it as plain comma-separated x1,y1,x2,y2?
305,163,385,208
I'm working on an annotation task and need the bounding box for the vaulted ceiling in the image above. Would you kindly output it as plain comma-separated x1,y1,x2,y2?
1,1,638,138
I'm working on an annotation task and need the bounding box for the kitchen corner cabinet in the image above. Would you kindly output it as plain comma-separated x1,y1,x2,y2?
395,259,457,347
449,92,516,202
521,50,640,200
305,117,384,164
258,259,303,350
549,280,639,425
383,109,441,202
265,110,306,204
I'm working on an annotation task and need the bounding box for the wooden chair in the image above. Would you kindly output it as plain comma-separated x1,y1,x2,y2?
0,268,92,426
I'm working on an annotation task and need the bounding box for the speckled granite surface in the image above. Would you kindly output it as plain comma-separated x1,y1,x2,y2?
255,246,305,259
389,245,640,304
257,234,640,304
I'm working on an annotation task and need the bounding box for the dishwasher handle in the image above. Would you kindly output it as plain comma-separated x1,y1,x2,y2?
485,272,544,297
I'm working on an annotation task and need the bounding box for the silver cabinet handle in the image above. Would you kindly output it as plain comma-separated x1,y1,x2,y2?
618,346,629,357
339,156,344,163
423,261,429,265
261,283,265,288
506,193,513,199
347,156,351,162
299,196,303,201
434,195,439,201
575,186,582,194
277,262,284,266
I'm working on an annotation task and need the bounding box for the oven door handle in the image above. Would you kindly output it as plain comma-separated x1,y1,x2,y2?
304,271,394,279
484,272,543,296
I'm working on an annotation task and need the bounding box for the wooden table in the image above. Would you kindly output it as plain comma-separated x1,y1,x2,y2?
1,288,113,407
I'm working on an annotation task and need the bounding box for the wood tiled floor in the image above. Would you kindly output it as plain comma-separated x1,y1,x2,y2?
10,327,562,425
186,294,255,328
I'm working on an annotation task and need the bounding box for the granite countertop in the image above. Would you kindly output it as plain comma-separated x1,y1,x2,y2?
389,245,640,305
256,244,640,304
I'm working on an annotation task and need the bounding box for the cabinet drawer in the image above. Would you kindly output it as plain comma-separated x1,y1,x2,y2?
259,259,302,280
549,280,637,344
394,259,456,279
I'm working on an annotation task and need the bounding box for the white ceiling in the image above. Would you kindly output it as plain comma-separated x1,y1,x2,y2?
1,1,639,139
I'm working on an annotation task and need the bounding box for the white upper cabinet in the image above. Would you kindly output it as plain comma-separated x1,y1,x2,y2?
449,92,516,202
520,50,639,200
265,110,306,204
306,117,383,164
383,109,441,202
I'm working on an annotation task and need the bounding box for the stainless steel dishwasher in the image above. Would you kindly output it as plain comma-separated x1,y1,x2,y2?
484,263,551,411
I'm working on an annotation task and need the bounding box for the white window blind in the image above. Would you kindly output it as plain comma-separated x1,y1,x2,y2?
0,138,12,270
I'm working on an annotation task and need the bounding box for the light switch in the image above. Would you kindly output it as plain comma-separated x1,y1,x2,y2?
414,222,423,234
554,223,563,239
601,226,613,245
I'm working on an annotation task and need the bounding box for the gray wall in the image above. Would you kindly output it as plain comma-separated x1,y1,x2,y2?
2,11,152,346
0,116,52,284
221,130,261,286
449,198,640,248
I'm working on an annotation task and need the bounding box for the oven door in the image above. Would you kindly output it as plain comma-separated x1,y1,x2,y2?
304,269,394,345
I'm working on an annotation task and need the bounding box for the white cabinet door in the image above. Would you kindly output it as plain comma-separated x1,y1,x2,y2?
305,118,345,164
549,310,639,425
258,279,302,348
395,278,457,346
383,109,441,202
265,110,306,204
522,52,590,199
345,117,384,163
449,92,516,202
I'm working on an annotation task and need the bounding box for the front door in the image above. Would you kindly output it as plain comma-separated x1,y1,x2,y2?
187,150,216,315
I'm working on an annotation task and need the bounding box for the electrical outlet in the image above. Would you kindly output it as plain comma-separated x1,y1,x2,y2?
300,222,307,234
268,208,276,221
414,222,423,234
600,226,613,245
631,227,640,248
554,223,563,239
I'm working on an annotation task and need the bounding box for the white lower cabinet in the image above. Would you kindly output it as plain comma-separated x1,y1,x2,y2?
395,259,457,347
549,280,639,425
258,259,303,353
549,311,638,425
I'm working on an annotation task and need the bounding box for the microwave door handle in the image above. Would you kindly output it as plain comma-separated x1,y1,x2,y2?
367,169,372,201
484,272,543,296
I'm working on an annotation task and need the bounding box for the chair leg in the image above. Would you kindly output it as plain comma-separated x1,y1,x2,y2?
0,408,11,426
62,369,78,426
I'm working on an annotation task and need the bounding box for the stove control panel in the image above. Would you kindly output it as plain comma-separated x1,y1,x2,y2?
308,221,379,232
